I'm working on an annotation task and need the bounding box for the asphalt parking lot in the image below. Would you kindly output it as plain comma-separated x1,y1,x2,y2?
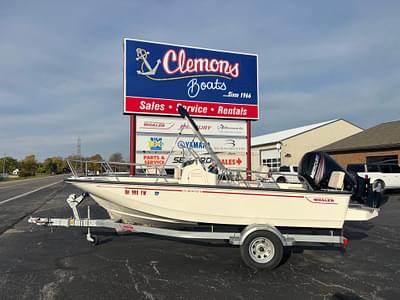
0,179,399,299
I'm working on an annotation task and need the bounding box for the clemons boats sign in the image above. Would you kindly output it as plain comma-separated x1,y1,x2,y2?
124,39,259,120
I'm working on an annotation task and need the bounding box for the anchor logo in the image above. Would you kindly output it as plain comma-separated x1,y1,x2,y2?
136,48,161,76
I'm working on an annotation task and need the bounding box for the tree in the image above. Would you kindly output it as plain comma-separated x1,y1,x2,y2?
42,156,66,174
108,152,127,172
109,152,123,162
89,154,103,173
19,154,37,177
0,156,18,174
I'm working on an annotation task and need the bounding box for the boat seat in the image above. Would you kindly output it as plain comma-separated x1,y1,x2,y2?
328,171,345,190
180,161,217,185
174,167,182,179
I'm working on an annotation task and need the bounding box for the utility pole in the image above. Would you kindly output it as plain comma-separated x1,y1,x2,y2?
2,154,6,177
77,137,82,159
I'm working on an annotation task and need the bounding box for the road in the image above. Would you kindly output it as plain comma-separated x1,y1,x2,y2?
0,179,399,299
0,175,64,234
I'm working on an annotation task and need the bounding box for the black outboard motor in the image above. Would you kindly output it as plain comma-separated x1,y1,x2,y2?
298,151,382,207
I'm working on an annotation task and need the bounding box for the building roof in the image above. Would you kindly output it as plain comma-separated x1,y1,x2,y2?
251,119,339,147
320,120,400,152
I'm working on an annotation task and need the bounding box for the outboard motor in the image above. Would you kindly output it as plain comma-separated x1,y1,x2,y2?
298,151,382,207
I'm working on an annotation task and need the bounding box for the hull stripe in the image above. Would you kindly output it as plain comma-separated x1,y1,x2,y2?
96,184,305,199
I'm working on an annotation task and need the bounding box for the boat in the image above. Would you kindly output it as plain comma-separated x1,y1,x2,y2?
30,107,382,270
65,107,380,230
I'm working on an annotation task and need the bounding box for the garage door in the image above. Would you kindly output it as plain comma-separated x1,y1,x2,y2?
260,149,281,171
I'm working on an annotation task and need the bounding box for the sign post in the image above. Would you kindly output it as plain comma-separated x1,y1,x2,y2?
129,115,136,176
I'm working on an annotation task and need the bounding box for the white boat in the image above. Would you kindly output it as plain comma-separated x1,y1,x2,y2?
31,107,382,270
66,168,377,229
65,107,379,230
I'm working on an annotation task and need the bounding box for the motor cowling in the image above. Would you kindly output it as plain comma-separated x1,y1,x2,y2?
298,152,356,192
298,151,383,207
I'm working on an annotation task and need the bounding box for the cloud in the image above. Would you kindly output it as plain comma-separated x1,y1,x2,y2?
0,1,399,160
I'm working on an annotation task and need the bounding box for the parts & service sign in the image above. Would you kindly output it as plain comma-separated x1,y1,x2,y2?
124,39,259,119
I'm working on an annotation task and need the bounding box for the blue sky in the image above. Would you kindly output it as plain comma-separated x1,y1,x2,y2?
1,1,399,161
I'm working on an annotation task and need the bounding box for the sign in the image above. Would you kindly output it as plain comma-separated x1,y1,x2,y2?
136,115,246,136
124,39,258,119
137,153,246,168
136,135,246,153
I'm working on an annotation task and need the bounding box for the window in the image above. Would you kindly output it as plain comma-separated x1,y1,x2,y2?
379,164,400,173
347,164,365,173
367,164,379,172
262,158,281,171
260,149,281,171
279,166,290,172
379,165,391,173
366,155,398,165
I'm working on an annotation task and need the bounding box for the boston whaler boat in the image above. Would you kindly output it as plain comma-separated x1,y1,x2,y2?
29,107,382,270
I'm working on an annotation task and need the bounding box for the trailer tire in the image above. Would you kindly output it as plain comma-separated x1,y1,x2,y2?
240,230,283,270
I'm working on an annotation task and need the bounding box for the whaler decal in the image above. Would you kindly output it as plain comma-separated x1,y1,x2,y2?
305,196,338,205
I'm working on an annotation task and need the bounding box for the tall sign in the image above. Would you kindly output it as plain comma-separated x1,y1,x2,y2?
124,39,259,120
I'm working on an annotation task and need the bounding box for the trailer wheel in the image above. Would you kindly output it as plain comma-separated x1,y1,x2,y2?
240,230,283,270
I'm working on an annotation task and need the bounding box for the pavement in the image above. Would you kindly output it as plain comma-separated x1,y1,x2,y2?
0,177,399,299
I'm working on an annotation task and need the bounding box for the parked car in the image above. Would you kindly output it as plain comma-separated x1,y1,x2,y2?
347,163,400,191
272,165,300,183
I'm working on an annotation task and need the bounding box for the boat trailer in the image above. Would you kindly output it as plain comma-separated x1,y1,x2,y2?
29,193,348,270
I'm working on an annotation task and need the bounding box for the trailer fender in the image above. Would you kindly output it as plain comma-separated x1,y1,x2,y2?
239,224,291,246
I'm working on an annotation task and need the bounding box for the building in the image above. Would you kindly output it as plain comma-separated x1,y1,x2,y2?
251,119,362,171
319,120,400,167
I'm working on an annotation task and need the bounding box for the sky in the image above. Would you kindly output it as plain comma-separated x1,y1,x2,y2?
1,0,399,161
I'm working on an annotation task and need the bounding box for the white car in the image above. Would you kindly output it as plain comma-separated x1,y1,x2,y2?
272,165,300,183
347,163,400,191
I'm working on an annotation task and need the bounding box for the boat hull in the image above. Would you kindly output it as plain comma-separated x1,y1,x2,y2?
68,178,351,229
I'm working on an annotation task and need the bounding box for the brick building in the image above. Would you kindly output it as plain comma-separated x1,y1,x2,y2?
319,120,400,167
